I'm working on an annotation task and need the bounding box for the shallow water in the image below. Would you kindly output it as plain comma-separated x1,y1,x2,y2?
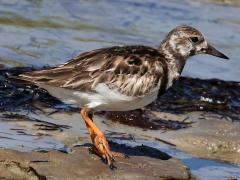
0,124,66,152
0,0,239,179
0,0,239,81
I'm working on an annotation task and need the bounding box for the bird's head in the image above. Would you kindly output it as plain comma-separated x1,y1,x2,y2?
161,25,229,60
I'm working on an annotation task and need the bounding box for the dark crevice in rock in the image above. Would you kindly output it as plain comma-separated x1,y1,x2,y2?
0,160,47,180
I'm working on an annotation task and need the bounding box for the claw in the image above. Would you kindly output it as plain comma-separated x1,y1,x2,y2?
109,163,117,170
88,147,93,154
112,156,116,162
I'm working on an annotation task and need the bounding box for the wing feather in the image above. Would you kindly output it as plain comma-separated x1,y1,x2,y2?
17,46,167,97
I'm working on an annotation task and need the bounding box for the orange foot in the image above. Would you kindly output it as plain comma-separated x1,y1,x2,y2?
89,142,129,166
80,108,117,169
90,133,115,169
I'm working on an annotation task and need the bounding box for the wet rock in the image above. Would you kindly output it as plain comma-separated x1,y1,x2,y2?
166,112,240,164
0,160,46,180
0,145,193,180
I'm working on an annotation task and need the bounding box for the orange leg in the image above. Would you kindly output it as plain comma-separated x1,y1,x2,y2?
80,108,115,168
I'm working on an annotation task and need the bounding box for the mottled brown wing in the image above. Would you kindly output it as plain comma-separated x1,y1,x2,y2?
17,48,109,87
17,46,167,97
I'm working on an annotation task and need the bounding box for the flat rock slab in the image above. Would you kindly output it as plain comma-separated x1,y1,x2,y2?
0,144,192,180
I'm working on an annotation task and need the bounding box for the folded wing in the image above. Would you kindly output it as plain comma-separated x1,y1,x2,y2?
16,46,167,97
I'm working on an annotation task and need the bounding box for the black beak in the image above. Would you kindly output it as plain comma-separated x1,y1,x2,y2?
206,44,229,60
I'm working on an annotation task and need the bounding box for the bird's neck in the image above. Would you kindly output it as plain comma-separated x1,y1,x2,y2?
158,39,187,88
159,39,187,74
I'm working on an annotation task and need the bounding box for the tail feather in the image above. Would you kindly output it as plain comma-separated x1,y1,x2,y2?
7,75,36,85
7,68,57,85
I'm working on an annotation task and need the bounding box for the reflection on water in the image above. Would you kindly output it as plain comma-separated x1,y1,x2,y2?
0,0,239,80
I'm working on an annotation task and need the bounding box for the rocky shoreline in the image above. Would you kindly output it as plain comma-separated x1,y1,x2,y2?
0,144,193,180
0,67,239,179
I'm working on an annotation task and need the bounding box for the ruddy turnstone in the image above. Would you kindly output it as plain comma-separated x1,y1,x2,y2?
12,25,228,168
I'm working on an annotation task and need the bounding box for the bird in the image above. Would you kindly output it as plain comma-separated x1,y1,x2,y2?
10,25,229,168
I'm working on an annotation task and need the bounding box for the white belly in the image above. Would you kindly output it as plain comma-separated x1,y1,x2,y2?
38,83,158,111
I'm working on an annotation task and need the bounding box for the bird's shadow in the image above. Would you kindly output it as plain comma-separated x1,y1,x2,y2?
76,141,171,161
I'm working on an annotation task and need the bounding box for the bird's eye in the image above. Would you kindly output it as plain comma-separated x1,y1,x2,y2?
190,37,199,43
